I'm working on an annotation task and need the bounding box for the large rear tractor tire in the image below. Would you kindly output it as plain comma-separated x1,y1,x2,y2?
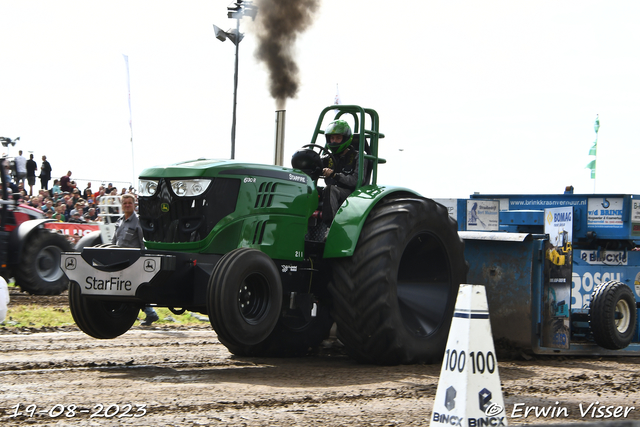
15,229,73,295
207,248,283,354
68,282,140,339
590,280,637,350
329,196,467,365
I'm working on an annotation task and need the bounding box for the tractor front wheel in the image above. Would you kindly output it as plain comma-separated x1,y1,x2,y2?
329,196,467,365
207,248,283,352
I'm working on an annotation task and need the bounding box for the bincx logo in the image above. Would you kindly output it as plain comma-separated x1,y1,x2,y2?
479,388,492,412
445,386,457,411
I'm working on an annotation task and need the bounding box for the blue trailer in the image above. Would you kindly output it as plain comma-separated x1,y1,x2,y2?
436,189,640,355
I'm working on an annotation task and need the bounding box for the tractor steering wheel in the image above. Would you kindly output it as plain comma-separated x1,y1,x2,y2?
301,144,338,180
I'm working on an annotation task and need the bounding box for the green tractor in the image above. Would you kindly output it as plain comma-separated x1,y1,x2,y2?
62,105,467,365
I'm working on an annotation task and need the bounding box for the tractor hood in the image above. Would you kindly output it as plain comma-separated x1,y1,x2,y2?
139,159,308,183
137,158,317,259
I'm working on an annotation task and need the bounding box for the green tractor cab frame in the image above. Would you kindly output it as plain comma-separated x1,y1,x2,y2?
303,105,414,258
310,104,387,190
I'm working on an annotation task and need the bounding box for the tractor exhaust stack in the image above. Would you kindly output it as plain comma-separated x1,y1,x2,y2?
274,110,285,166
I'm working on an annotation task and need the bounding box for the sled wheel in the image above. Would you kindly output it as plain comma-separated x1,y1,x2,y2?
68,282,140,339
224,301,334,357
15,229,73,295
329,196,467,365
590,280,637,350
207,248,283,349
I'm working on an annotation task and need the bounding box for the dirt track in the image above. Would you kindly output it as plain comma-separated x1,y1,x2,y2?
2,291,640,426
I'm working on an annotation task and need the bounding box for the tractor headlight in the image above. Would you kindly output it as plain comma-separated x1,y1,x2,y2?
170,179,211,197
139,179,158,197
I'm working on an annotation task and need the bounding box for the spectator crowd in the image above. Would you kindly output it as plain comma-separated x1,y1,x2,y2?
5,152,137,225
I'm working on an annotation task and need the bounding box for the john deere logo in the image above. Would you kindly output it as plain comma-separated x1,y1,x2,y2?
161,203,170,213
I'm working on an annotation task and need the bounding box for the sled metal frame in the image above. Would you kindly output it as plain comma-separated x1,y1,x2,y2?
460,211,640,356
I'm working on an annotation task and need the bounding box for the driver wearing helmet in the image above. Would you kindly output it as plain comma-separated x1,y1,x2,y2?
321,119,359,226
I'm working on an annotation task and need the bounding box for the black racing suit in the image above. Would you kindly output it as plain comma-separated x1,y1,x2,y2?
322,147,359,225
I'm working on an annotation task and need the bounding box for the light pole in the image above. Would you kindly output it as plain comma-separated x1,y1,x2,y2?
214,0,258,160
0,137,19,158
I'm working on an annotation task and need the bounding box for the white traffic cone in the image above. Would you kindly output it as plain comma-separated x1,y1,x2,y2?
430,284,507,427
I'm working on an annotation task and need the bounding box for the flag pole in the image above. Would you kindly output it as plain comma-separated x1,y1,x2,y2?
587,115,599,193
331,83,340,117
123,54,135,189
593,115,599,193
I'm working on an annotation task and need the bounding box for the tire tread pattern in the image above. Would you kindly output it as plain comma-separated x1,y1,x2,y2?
329,196,467,365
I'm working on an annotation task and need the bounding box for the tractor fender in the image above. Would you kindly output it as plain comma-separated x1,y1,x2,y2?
323,186,421,258
8,219,59,265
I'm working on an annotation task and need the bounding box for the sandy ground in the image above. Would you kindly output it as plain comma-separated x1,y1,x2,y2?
1,289,640,426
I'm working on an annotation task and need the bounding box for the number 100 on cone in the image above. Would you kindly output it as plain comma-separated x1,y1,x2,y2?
430,284,507,427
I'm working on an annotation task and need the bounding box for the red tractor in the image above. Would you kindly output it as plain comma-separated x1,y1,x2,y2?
0,157,72,295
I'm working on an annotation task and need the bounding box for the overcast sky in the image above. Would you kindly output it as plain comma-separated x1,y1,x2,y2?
0,0,638,198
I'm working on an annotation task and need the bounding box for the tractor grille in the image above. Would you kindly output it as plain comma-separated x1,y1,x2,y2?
252,220,268,245
138,178,240,243
254,182,277,208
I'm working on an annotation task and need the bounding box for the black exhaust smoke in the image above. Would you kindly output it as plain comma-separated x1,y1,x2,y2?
254,0,320,109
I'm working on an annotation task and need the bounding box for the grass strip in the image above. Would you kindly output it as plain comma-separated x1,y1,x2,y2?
1,306,210,329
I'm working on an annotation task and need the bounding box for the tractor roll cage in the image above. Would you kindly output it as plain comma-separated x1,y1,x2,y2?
310,105,386,190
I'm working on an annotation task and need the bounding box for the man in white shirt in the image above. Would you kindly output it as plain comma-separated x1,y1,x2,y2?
14,150,27,187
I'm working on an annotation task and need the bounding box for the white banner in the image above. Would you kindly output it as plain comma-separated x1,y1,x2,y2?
587,197,624,228
466,200,499,231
